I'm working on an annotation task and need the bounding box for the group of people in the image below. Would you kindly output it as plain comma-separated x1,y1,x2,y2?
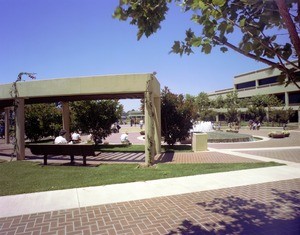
130,118,144,129
54,128,131,145
248,120,261,130
54,130,81,144
111,122,121,133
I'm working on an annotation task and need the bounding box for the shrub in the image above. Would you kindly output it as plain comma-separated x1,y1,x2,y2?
283,131,290,137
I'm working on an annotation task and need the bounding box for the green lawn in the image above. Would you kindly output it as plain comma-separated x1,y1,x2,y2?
0,161,282,196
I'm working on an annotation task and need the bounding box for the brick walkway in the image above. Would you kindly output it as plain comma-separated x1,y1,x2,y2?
0,179,299,234
236,148,300,163
0,128,300,234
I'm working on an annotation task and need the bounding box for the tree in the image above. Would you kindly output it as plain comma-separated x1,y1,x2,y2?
213,95,225,109
185,94,199,121
246,105,266,122
114,0,300,88
223,90,240,123
195,92,217,121
246,94,283,122
161,87,195,145
25,103,62,141
70,100,123,144
269,107,296,126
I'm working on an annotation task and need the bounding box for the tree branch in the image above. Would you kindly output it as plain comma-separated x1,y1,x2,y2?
208,2,299,70
275,0,300,66
213,36,300,89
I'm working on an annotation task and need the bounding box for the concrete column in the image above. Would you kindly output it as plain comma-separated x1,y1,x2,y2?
144,91,154,165
62,102,70,141
237,113,241,122
4,107,10,144
15,98,25,160
285,92,289,107
266,108,270,122
153,96,161,154
215,114,219,123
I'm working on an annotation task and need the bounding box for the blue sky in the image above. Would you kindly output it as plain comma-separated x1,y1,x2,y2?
1,0,276,111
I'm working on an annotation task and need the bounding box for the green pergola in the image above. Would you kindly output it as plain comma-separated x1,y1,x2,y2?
0,73,161,164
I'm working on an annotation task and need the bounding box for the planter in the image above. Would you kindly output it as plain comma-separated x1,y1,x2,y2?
272,134,285,138
226,129,239,133
282,131,290,137
268,132,285,138
268,131,290,138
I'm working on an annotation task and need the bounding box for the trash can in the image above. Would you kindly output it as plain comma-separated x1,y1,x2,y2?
192,132,208,152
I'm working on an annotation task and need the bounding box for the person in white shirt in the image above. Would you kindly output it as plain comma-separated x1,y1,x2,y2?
71,131,81,143
120,132,131,145
54,129,69,144
139,119,144,129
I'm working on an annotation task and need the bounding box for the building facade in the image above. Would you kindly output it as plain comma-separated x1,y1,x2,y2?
208,63,300,124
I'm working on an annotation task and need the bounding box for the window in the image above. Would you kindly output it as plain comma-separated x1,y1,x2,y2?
289,91,300,104
258,76,278,86
236,81,256,90
274,93,285,104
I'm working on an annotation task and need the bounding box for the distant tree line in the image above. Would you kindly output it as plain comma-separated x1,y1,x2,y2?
24,100,123,142
159,88,295,145
23,89,295,146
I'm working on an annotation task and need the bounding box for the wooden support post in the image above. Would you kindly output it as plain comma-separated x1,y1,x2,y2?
62,102,70,141
15,98,25,160
4,107,10,144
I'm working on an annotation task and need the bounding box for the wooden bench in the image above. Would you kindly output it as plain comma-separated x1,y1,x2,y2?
26,144,97,165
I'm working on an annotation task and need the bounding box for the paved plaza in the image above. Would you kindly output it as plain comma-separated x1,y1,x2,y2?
0,127,299,234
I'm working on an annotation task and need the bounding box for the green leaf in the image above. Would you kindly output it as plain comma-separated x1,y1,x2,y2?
226,24,234,33
191,37,202,47
113,7,122,19
218,21,227,34
137,30,143,40
240,18,246,27
212,0,226,7
220,46,228,52
202,44,212,54
170,41,184,55
211,9,222,19
242,42,253,53
198,1,206,9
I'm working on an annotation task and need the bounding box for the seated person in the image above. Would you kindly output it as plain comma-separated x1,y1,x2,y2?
71,131,81,143
120,132,131,145
54,129,68,144
86,133,93,143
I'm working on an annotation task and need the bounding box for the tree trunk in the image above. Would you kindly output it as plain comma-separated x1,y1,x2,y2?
275,0,300,65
